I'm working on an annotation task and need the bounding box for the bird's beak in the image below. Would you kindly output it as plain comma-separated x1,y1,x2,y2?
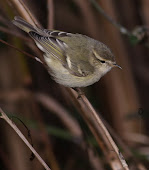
113,63,122,69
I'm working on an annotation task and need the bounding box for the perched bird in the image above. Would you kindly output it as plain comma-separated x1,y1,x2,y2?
12,16,121,87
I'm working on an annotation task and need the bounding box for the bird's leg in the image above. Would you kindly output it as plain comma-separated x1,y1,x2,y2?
71,87,84,99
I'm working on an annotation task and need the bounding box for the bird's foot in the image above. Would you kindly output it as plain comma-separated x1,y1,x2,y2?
72,87,84,99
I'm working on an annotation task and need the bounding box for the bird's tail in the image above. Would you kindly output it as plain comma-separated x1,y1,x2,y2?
12,16,38,33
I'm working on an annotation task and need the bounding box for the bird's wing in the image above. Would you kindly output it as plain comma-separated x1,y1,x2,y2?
13,16,94,77
29,31,68,65
29,31,95,77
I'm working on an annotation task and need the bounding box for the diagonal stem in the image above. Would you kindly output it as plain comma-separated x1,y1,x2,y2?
0,108,51,170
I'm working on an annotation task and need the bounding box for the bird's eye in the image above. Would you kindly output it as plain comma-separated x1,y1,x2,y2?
98,59,105,63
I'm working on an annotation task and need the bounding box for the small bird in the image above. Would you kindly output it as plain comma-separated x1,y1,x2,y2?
12,16,121,87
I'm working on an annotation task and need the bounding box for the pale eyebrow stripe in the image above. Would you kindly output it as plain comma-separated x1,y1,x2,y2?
92,49,105,60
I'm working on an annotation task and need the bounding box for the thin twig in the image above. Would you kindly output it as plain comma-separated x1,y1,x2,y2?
68,88,129,170
0,108,51,170
0,25,31,41
0,38,43,63
81,95,129,169
7,0,41,27
89,0,130,36
90,0,148,47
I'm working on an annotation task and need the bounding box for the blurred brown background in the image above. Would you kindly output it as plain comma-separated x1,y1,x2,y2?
0,0,149,169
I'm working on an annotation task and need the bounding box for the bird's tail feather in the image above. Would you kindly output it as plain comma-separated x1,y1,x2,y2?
12,16,38,33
